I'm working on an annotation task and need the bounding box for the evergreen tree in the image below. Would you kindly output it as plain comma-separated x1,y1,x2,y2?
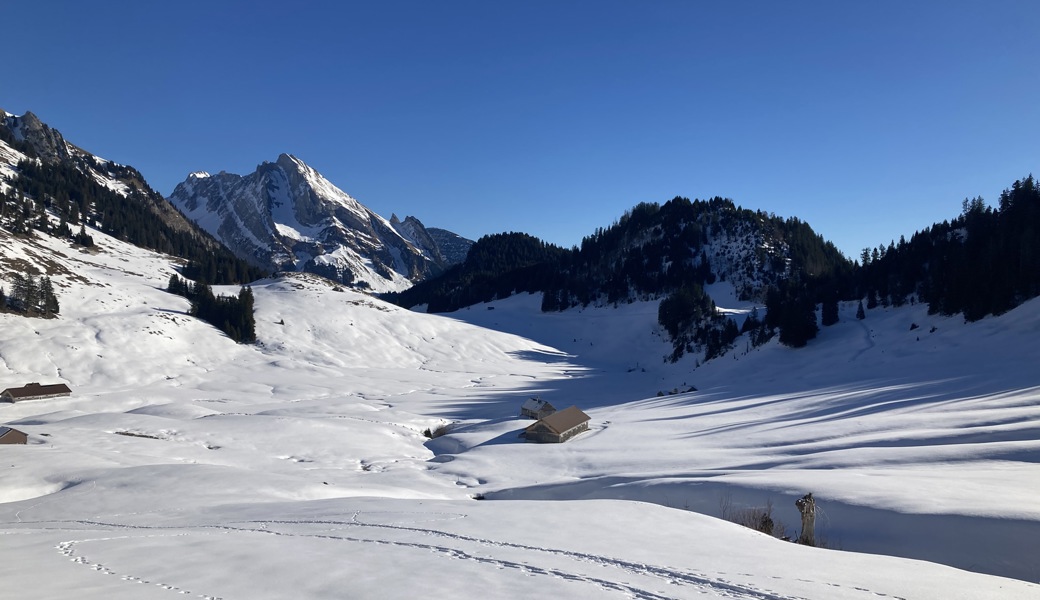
766,278,819,348
178,280,255,343
866,288,879,309
236,286,256,343
658,285,711,339
74,222,94,247
9,275,27,311
777,293,818,348
10,273,40,313
740,306,761,334
856,300,866,320
167,273,185,296
39,276,59,315
821,291,839,327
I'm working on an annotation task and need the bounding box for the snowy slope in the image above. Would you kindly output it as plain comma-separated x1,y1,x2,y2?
0,137,27,196
443,293,1040,582
0,226,1038,598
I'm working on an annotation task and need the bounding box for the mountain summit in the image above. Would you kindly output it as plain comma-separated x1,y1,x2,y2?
168,154,470,292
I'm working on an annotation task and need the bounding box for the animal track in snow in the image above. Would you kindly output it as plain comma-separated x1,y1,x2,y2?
44,516,908,600
56,535,223,599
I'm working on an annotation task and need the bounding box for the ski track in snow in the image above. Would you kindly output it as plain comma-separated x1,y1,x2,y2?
849,319,876,362
11,513,911,600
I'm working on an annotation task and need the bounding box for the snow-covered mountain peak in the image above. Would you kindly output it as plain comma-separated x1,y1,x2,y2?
168,154,471,292
275,152,309,174
263,152,370,227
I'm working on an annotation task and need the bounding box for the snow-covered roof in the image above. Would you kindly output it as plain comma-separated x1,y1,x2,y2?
521,397,552,412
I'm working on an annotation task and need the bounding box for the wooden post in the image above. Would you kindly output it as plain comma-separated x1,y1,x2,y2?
795,493,816,546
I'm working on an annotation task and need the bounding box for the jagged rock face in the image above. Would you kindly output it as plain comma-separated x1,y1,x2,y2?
168,154,469,292
391,215,474,266
3,111,72,163
426,227,474,266
390,215,439,263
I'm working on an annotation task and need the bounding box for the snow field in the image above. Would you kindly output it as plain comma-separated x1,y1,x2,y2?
0,226,1037,597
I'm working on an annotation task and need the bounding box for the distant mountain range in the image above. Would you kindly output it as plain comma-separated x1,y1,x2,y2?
0,108,471,293
3,105,1039,361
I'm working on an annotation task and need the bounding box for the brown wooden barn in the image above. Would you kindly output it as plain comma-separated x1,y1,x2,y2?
524,406,590,443
0,426,28,445
1,382,72,402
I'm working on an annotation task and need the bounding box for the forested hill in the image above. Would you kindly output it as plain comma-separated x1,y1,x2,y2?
384,231,570,313
0,111,263,285
384,197,853,358
388,176,1040,360
386,196,852,313
860,174,1040,322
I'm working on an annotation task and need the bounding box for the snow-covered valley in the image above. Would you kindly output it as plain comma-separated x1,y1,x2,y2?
1,227,1038,599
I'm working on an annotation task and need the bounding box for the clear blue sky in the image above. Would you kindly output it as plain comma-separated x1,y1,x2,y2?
5,1,1039,259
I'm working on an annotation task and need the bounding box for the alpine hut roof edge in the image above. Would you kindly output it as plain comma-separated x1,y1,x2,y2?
525,405,590,435
1,382,72,401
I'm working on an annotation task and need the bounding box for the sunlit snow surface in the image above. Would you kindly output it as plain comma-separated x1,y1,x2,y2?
0,227,1038,598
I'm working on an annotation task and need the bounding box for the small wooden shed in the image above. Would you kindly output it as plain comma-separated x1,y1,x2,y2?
1,382,72,402
0,426,28,445
520,397,557,420
524,406,590,443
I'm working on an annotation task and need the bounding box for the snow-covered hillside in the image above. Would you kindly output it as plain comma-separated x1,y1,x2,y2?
0,226,1037,598
0,110,223,247
447,290,1040,582
1,110,129,198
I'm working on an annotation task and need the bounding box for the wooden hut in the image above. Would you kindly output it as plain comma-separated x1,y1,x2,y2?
520,397,557,420
0,426,28,445
1,382,72,402
524,406,590,443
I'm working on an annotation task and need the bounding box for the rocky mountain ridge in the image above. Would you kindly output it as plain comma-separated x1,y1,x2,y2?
1,109,208,241
168,154,472,293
